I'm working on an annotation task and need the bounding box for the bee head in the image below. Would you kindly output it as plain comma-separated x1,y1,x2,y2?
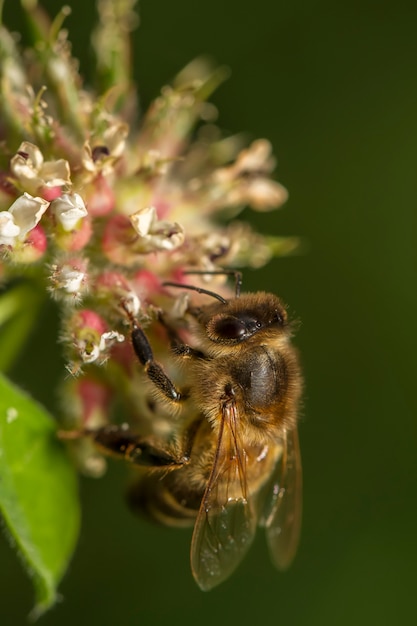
204,293,288,345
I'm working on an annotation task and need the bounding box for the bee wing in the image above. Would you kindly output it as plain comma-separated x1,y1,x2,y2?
190,402,257,591
261,426,302,570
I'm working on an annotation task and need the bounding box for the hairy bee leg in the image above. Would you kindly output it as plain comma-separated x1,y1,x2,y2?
88,424,189,468
156,312,207,359
131,324,182,403
156,311,183,346
172,344,207,359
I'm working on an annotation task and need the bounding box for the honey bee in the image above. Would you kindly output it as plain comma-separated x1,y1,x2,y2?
81,272,303,590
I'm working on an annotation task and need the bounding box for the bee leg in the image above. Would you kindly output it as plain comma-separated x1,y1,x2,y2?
157,312,207,360
86,424,190,469
172,344,206,359
131,323,182,403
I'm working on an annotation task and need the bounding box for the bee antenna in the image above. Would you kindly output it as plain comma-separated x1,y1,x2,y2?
183,270,242,297
162,282,227,304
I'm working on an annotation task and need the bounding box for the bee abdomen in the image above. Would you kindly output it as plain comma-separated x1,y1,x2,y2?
127,474,200,528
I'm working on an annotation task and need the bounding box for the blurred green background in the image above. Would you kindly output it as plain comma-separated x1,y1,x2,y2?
1,0,417,624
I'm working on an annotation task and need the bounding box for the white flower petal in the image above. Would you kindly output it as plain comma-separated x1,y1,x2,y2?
247,178,288,211
15,141,44,170
40,159,72,187
103,122,128,158
235,139,275,174
0,212,20,246
10,142,44,192
11,142,71,193
80,343,101,364
130,206,184,252
130,206,156,237
148,221,185,251
8,192,49,239
61,269,86,294
79,330,124,364
122,293,141,318
52,193,88,231
98,331,125,352
81,142,96,173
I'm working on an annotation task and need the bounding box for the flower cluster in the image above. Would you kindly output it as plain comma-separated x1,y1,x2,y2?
0,1,296,474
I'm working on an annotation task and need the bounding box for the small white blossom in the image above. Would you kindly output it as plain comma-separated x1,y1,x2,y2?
234,139,276,175
79,342,101,364
0,212,21,246
1,193,50,246
49,259,89,302
242,178,288,211
9,193,50,238
81,118,128,176
57,267,86,294
132,205,155,237
130,206,185,252
77,330,125,363
121,292,141,317
79,330,124,364
51,193,88,231
11,141,71,193
63,270,85,294
102,121,129,158
98,331,125,353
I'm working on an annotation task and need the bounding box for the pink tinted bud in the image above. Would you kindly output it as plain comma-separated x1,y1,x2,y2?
74,309,107,335
55,216,93,251
84,175,115,217
132,270,163,299
102,214,138,265
41,186,63,202
77,378,112,428
26,224,47,251
95,270,140,317
152,198,171,220
96,270,131,292
13,225,48,263
110,340,136,375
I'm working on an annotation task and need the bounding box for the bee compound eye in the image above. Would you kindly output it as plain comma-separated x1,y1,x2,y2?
212,316,247,340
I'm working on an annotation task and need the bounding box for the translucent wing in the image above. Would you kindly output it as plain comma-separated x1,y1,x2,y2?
261,426,302,570
190,402,257,591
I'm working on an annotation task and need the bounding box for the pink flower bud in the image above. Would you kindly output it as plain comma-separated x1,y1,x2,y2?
83,174,115,217
95,270,140,317
41,186,63,202
12,225,48,263
132,269,163,299
75,309,107,335
77,377,112,429
54,216,93,251
101,214,138,265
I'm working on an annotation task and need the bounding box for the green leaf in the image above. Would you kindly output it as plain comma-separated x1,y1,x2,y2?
0,373,80,618
0,282,44,373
